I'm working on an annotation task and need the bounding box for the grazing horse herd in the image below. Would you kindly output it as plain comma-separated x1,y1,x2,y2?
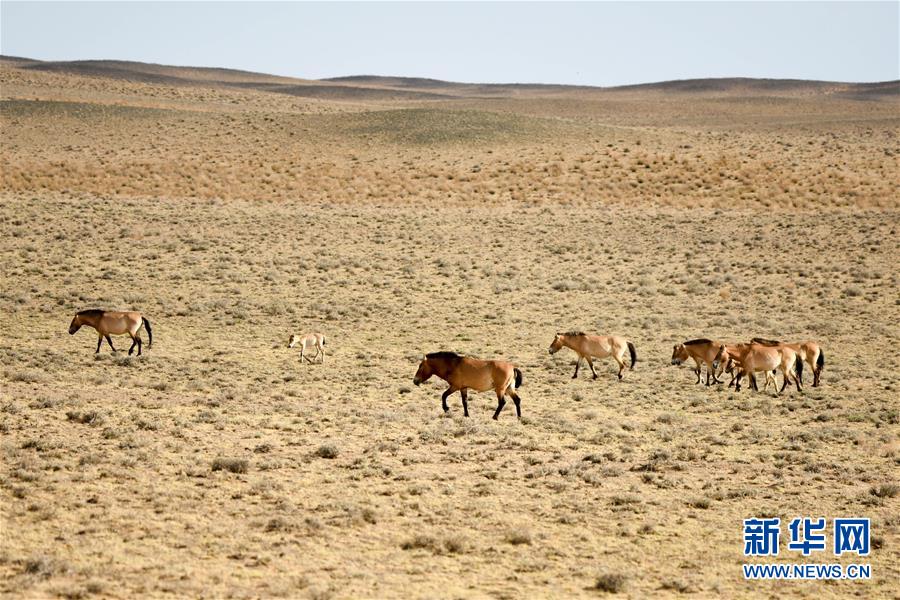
67,309,825,421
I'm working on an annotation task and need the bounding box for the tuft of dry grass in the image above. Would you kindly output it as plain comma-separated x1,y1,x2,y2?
314,444,339,459
594,572,628,593
211,457,249,474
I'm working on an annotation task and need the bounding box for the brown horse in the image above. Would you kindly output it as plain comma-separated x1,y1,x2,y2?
413,351,523,420
713,343,777,391
69,309,152,355
720,342,802,394
751,338,824,386
671,339,724,385
548,332,636,380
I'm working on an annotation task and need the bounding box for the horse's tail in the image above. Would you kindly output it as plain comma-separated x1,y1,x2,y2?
322,335,326,346
816,349,824,371
794,354,802,378
627,341,637,369
514,368,523,389
142,317,153,348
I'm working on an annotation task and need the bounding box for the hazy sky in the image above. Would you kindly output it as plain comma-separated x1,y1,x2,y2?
1,2,898,86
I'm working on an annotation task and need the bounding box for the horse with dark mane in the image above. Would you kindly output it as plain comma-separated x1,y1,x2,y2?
671,338,723,385
69,309,152,355
751,337,824,387
413,351,523,420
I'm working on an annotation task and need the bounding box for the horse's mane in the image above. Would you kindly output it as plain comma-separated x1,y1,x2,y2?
751,337,781,347
426,351,463,363
560,331,585,337
683,338,712,346
77,309,105,316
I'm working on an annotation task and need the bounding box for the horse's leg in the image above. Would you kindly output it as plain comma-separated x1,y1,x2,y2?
492,393,506,420
779,367,790,394
735,372,743,392
128,333,137,355
572,356,582,379
136,336,142,356
512,392,522,418
711,361,722,384
705,362,711,386
319,343,325,364
96,336,103,353
105,335,116,352
750,373,759,392
460,389,469,417
586,357,598,379
692,359,701,384
441,387,457,413
614,356,625,380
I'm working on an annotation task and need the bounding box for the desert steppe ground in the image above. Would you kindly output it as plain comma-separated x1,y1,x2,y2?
1,58,898,598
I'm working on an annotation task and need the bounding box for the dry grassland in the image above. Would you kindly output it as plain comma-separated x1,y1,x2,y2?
0,59,898,599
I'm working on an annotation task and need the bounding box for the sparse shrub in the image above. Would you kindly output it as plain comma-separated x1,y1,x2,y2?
690,497,712,509
6,370,46,384
135,418,159,431
611,495,640,507
361,508,377,524
23,556,68,579
315,444,339,459
661,579,693,593
870,483,899,498
504,527,532,545
265,517,292,532
443,534,468,554
66,410,104,426
401,534,437,551
29,397,59,409
594,572,627,593
552,280,578,292
211,457,248,473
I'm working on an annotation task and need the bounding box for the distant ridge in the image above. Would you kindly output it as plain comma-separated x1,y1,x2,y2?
2,56,897,100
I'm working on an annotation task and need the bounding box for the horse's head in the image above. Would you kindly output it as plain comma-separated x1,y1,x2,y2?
724,356,737,374
712,344,728,370
548,333,565,354
287,334,299,348
671,344,688,365
69,314,82,335
413,357,433,386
